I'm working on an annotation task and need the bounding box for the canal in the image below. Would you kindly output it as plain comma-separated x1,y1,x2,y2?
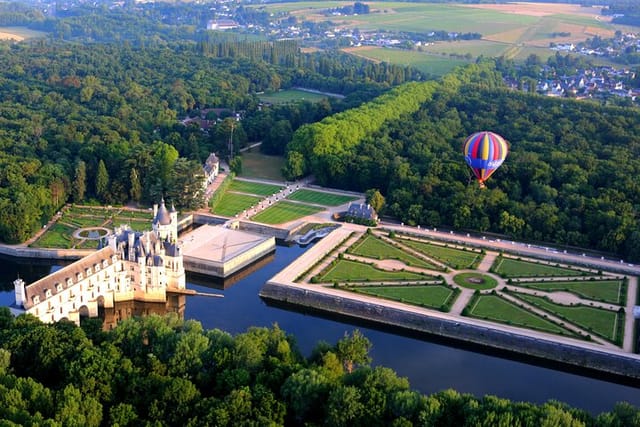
1,243,639,415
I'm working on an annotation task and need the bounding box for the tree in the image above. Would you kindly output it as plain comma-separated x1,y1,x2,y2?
73,159,87,203
95,159,110,201
336,329,371,374
365,188,385,213
229,156,242,175
129,168,142,203
282,151,306,180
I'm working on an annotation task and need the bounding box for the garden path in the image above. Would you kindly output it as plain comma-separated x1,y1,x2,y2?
476,251,497,272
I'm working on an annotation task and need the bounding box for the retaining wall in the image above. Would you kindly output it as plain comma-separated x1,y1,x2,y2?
0,245,92,260
260,282,640,379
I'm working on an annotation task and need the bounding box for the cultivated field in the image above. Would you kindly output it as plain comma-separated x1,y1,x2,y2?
0,26,48,41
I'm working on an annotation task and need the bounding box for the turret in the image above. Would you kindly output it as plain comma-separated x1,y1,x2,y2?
14,278,25,307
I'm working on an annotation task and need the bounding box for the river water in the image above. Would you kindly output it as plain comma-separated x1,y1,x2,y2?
1,244,639,415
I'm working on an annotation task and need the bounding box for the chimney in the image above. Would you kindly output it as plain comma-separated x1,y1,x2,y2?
153,203,158,218
14,278,25,307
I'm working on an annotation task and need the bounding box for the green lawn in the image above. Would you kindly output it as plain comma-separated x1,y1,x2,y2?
493,257,585,278
287,189,358,206
212,193,262,217
468,294,577,337
400,239,482,269
65,216,107,228
515,293,621,343
349,235,438,269
251,201,323,224
453,273,498,290
116,210,153,220
228,179,283,196
259,89,331,104
319,259,429,282
113,219,151,232
346,47,469,76
30,223,75,249
517,280,624,305
239,151,285,181
355,285,455,310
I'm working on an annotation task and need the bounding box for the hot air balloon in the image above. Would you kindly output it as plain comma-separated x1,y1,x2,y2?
462,131,509,188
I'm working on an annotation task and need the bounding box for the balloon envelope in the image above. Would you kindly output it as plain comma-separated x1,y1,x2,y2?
462,131,509,186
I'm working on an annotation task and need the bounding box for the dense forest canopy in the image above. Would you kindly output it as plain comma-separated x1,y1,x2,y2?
0,310,637,426
286,61,640,260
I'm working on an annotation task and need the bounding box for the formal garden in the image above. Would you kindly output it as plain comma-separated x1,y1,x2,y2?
307,229,631,348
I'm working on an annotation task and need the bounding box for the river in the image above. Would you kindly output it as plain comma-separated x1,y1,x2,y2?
1,244,639,415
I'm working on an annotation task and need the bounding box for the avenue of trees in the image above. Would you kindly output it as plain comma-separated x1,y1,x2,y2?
0,310,637,426
285,61,640,260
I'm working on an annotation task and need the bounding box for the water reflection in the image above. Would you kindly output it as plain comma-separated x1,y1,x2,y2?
100,294,186,330
187,252,275,290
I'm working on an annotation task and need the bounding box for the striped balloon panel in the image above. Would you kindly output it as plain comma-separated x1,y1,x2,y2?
463,131,508,183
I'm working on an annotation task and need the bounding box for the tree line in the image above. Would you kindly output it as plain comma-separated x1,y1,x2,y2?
0,310,636,426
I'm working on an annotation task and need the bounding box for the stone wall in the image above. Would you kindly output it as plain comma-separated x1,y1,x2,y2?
0,245,92,260
260,282,640,379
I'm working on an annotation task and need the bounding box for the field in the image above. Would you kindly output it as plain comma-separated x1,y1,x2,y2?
400,239,482,269
343,47,469,76
259,89,332,104
228,180,283,196
319,259,428,282
287,189,357,206
251,201,323,224
517,279,624,305
516,293,620,343
468,294,577,337
349,235,438,269
239,152,285,181
0,26,48,41
212,193,262,217
355,285,455,309
492,257,585,278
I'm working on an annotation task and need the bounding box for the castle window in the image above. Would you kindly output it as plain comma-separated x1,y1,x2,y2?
103,259,109,268
66,278,73,287
45,289,52,299
86,267,92,276
76,272,83,281
56,283,63,292
32,295,40,305
95,263,100,272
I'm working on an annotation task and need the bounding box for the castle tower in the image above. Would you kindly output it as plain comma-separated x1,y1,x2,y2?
152,199,177,242
14,278,25,308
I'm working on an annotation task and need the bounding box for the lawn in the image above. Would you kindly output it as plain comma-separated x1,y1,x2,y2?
319,259,429,282
259,89,332,104
228,179,283,196
288,189,358,206
113,219,152,232
453,273,498,290
0,26,48,40
492,257,585,278
251,201,323,224
239,151,285,181
400,238,482,269
31,223,75,249
344,47,469,76
517,280,624,305
212,193,262,217
354,285,455,310
515,293,620,343
468,294,577,337
419,40,511,59
65,216,108,228
349,234,438,269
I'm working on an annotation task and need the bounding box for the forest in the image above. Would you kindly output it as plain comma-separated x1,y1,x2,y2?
284,61,640,260
0,310,637,426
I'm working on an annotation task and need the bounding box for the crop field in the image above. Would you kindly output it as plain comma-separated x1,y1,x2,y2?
400,238,482,269
259,89,331,104
468,294,577,337
515,293,620,343
354,285,455,309
228,180,283,196
0,26,48,40
319,259,428,282
492,257,585,278
343,47,469,76
349,235,438,269
251,201,323,224
517,280,624,305
287,189,357,206
212,193,262,217
239,152,285,181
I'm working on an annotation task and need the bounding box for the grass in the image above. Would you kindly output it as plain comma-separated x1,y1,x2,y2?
259,89,331,104
251,201,323,224
239,151,285,181
516,280,624,305
31,223,75,249
113,220,151,232
212,193,262,217
228,179,283,196
319,259,429,282
515,293,620,343
0,26,48,40
354,285,455,310
344,47,469,76
492,257,585,278
419,40,511,59
287,189,358,206
453,273,498,290
400,238,482,269
349,234,438,269
65,216,107,228
468,294,578,337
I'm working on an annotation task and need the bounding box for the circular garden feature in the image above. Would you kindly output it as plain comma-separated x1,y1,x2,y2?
453,272,498,290
74,227,110,240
